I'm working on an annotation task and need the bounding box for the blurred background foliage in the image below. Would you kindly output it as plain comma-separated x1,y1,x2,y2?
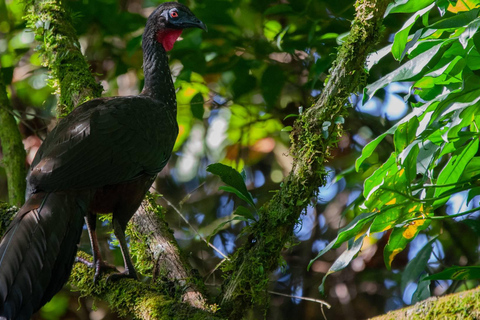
2,0,480,319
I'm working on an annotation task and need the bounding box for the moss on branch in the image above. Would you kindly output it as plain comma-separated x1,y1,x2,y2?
220,0,392,317
24,0,103,115
70,252,222,320
0,70,27,206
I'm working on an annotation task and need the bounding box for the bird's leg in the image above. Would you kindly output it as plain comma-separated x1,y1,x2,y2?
76,211,116,282
107,218,138,282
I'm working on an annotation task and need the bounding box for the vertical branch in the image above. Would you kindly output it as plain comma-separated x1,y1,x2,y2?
24,0,103,115
220,0,392,317
0,70,26,206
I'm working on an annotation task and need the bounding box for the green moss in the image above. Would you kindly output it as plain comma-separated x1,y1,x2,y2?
0,202,17,234
23,0,103,115
0,69,27,206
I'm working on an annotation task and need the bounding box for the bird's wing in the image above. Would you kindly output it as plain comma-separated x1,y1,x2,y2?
27,96,178,193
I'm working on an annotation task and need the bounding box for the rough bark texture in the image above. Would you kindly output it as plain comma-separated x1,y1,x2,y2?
129,194,208,310
220,0,392,317
0,70,26,206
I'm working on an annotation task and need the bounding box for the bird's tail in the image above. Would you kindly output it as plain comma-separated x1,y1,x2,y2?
0,191,88,319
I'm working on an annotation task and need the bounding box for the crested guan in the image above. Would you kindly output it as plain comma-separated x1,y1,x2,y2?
0,3,206,319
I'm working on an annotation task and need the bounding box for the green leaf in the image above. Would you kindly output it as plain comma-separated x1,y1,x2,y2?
355,132,388,171
264,4,293,15
401,237,436,292
412,276,431,304
394,117,420,154
364,43,445,102
384,218,431,269
392,4,435,61
319,235,365,294
428,8,480,29
309,211,378,269
281,126,293,132
460,17,480,48
190,93,205,120
425,266,480,280
435,139,479,197
462,218,480,236
386,0,435,15
234,205,256,221
207,163,255,207
261,65,285,109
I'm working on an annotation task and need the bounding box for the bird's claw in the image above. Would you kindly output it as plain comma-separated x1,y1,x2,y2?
106,269,138,283
75,256,117,283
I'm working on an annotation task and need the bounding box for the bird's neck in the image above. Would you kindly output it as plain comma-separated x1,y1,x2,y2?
140,39,177,106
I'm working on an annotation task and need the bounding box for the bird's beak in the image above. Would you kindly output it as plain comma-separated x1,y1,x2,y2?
177,16,207,32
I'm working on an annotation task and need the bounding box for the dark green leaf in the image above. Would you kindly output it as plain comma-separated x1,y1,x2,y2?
462,218,480,236
261,65,285,109
412,276,431,304
425,266,480,280
207,163,255,207
190,93,205,120
401,237,436,292
428,8,480,29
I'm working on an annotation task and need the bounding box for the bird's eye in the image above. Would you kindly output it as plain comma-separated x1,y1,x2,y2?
170,11,179,18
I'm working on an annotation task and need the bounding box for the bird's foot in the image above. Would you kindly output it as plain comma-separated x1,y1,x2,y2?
106,269,138,283
75,256,117,283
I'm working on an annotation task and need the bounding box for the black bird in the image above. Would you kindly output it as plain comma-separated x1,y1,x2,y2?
0,2,206,319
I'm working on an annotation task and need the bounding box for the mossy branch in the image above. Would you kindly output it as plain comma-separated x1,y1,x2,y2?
0,70,27,206
70,252,222,320
220,0,392,317
369,286,480,320
24,0,103,115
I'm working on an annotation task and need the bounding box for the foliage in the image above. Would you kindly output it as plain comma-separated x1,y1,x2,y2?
311,0,480,304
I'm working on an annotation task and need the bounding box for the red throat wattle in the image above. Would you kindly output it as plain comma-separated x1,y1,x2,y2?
156,29,183,51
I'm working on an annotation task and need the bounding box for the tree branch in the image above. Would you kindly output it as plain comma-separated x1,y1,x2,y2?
25,0,103,115
369,286,480,320
0,69,26,206
220,0,392,317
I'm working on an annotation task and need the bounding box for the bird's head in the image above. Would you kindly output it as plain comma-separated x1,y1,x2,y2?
146,2,207,51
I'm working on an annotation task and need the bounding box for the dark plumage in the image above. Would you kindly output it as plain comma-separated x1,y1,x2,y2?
0,2,205,319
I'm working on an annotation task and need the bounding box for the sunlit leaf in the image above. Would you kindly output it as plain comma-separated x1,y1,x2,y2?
435,138,479,198
386,0,435,15
384,218,431,269
392,4,434,60
364,43,446,102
